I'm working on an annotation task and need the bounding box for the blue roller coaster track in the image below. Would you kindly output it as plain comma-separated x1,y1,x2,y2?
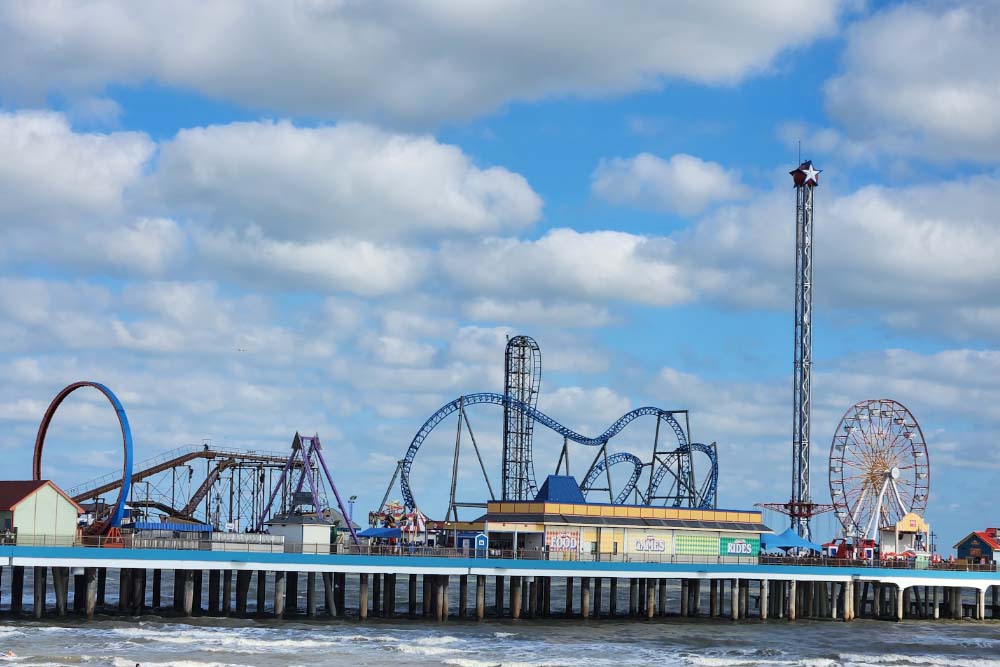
581,444,719,509
581,452,644,504
399,392,717,511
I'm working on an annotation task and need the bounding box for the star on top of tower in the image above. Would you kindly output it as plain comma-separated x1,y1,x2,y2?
790,160,821,187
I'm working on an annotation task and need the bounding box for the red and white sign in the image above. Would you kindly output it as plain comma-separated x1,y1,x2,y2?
546,530,580,552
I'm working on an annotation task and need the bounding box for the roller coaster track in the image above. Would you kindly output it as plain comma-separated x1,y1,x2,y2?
400,392,689,511
69,445,301,504
649,442,719,510
579,444,718,509
581,452,644,504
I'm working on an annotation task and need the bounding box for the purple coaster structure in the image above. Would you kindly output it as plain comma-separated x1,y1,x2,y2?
255,432,360,545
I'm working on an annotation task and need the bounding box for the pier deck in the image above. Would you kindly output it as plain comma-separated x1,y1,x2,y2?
2,545,998,623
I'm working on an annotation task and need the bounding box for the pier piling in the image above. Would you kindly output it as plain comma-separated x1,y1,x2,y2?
85,567,97,620
33,566,46,618
236,570,250,615
223,570,233,615
359,573,369,621
324,572,336,617
274,571,286,619
476,575,486,620
152,569,162,609
307,572,317,618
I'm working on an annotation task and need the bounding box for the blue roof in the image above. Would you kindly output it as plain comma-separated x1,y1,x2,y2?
534,475,586,503
358,527,402,539
133,522,212,533
761,527,822,553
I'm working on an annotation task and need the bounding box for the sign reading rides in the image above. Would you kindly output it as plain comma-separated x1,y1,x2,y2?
720,537,759,557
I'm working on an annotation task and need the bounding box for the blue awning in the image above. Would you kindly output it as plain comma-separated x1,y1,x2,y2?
133,522,212,533
761,527,822,552
357,527,402,538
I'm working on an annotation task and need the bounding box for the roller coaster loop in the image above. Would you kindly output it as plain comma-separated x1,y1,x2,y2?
34,381,133,535
581,452,644,504
651,442,719,510
400,392,688,511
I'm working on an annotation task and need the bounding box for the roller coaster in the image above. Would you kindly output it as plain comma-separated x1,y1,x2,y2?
387,336,720,519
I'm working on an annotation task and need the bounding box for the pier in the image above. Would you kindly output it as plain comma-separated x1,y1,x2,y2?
4,545,999,623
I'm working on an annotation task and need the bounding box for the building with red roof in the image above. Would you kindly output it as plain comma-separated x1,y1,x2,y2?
953,528,1000,562
0,480,83,545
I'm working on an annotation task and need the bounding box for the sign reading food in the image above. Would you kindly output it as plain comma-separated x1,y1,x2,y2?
546,530,580,551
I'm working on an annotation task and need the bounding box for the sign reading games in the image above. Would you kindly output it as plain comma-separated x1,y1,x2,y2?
633,535,667,553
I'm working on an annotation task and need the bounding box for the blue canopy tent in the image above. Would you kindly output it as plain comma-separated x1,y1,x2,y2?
357,527,402,539
761,527,823,553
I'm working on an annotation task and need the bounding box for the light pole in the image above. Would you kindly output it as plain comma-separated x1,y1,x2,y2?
348,495,357,523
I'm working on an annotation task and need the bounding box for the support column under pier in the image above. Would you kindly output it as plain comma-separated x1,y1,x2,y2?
476,575,486,621
236,571,250,616
788,581,796,621
33,566,46,619
273,571,286,619
209,570,221,614
359,574,369,621
760,580,768,620
152,569,162,610
307,572,317,618
324,572,336,617
11,566,24,615
223,570,233,616
85,567,97,620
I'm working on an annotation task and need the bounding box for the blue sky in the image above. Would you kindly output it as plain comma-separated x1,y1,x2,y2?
1,1,999,550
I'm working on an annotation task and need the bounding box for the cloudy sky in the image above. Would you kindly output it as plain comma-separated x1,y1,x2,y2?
1,0,997,548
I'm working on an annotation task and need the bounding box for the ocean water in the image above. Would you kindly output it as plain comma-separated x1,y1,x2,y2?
0,616,998,667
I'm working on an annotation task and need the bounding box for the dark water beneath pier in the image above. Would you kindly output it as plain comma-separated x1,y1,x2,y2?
1,615,999,667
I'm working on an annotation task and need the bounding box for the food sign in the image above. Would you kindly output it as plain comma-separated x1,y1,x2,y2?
546,530,580,552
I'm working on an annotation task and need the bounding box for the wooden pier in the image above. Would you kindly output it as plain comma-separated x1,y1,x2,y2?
3,546,998,622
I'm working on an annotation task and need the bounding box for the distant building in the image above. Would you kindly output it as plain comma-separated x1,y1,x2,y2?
954,529,999,562
0,480,82,545
267,514,337,554
878,512,931,556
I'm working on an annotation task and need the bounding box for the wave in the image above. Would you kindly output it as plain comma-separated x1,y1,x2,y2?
840,654,1000,667
689,658,837,667
111,659,247,667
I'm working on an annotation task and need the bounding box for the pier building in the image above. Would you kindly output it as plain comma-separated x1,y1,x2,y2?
955,529,999,563
481,499,768,562
0,480,81,545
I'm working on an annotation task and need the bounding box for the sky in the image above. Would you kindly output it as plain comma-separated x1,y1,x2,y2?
1,0,998,550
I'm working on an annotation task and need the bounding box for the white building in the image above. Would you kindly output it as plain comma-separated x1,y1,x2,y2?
0,480,82,545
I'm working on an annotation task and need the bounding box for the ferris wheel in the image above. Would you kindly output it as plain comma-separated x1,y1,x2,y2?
829,399,930,540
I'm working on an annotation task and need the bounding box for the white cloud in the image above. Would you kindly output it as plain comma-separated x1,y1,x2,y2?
0,110,151,222
363,335,438,367
824,1,1000,162
463,298,613,328
0,2,844,124
148,120,541,241
442,228,694,307
192,228,429,297
592,153,751,215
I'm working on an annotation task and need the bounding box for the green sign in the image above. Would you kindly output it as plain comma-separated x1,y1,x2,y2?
720,536,759,557
675,534,719,556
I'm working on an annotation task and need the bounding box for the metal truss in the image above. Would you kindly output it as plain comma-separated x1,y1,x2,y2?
502,335,542,501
